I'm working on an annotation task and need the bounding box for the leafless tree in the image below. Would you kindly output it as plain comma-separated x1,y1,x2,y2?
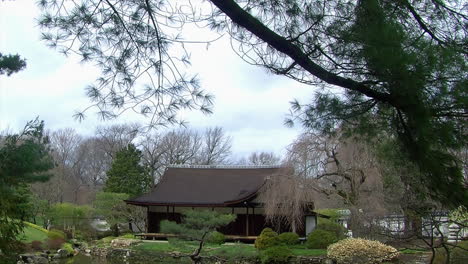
159,129,202,164
139,132,166,184
50,128,83,203
198,127,232,165
257,166,314,233
139,129,203,182
240,151,281,166
31,128,82,203
285,131,386,236
77,137,111,187
139,127,233,183
95,123,140,159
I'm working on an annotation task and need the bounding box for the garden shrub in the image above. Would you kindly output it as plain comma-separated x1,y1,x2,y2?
31,240,43,251
277,232,299,245
47,229,66,240
206,231,225,245
211,243,258,261
61,242,74,255
260,245,292,264
433,241,468,264
255,228,279,250
317,218,347,239
307,229,338,249
327,238,400,264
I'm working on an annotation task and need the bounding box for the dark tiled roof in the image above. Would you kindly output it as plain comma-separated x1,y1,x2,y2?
126,166,283,206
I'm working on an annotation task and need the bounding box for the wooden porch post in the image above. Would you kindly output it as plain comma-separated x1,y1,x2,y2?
252,207,255,235
146,206,149,232
246,207,249,236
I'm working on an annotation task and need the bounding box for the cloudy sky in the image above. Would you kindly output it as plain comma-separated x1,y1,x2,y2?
0,1,315,159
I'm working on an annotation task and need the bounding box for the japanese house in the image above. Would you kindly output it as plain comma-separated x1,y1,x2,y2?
125,165,318,237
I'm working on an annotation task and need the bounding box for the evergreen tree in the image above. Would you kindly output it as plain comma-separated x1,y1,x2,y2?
104,144,151,197
0,119,54,254
161,210,236,263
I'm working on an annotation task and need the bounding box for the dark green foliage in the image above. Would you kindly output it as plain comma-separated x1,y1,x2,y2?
206,231,225,245
317,219,346,240
161,210,235,242
160,210,235,263
47,203,93,236
0,52,26,76
306,229,338,249
0,119,54,254
259,245,292,264
277,232,299,245
93,192,131,237
104,144,151,197
284,0,468,206
254,228,279,250
47,229,66,240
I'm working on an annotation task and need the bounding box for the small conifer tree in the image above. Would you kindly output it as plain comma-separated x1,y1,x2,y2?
161,210,235,263
104,144,151,197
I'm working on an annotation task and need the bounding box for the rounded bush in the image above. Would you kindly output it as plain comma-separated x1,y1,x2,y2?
307,229,337,249
255,228,279,250
206,231,225,245
277,232,299,245
47,229,66,240
317,219,347,239
327,238,400,264
61,242,74,255
260,245,292,264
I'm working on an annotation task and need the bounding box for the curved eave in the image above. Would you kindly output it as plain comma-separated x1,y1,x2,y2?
125,190,260,208
222,190,259,206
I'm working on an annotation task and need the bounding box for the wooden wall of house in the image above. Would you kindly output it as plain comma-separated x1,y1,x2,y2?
146,206,307,236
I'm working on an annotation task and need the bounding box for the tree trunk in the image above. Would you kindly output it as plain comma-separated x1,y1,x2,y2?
349,207,364,238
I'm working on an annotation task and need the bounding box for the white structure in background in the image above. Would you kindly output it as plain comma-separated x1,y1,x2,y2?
90,218,110,232
305,215,317,235
336,210,467,240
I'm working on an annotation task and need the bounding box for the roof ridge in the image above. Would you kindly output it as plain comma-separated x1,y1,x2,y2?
167,164,282,169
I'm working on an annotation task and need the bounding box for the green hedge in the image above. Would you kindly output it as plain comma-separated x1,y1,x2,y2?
277,232,299,245
260,245,292,264
306,229,338,249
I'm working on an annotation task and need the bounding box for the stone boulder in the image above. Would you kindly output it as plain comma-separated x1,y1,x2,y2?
110,238,140,248
18,254,48,264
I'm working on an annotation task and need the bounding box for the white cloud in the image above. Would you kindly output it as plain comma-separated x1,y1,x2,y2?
0,1,318,157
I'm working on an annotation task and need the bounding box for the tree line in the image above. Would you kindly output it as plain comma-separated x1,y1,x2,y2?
29,123,282,206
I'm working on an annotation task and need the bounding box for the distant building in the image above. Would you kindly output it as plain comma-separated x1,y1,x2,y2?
125,165,318,237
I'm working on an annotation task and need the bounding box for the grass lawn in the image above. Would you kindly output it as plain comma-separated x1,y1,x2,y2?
18,225,48,243
132,240,327,259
